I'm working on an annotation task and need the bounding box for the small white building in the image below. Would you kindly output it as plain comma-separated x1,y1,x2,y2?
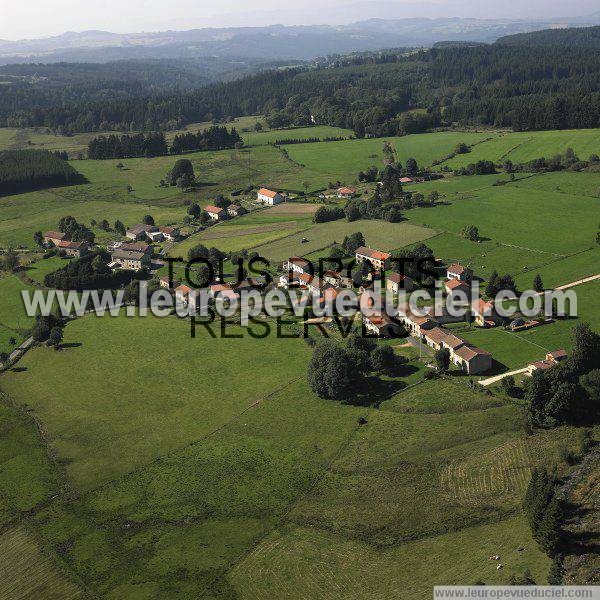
257,188,284,205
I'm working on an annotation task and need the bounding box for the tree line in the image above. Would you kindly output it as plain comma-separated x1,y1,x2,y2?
87,126,242,159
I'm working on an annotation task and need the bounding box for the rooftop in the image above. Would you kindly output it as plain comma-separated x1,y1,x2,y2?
355,246,391,262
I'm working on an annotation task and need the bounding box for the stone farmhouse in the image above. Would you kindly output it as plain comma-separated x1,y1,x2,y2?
56,240,88,258
43,231,68,246
126,224,159,241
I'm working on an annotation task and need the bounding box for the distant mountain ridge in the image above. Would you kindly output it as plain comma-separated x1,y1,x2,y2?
2,16,600,64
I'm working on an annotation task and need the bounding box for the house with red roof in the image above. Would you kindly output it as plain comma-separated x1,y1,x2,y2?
57,240,88,258
257,188,284,205
337,187,357,199
447,263,473,282
452,345,493,375
444,278,470,296
205,205,226,221
355,246,391,270
471,298,502,327
528,349,568,375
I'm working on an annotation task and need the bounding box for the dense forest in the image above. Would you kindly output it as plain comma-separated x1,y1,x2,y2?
1,27,600,135
0,58,288,130
87,126,243,159
0,149,85,195
496,25,600,47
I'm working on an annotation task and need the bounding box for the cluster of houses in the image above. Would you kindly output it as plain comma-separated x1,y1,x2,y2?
159,276,264,310
43,232,88,258
205,204,247,222
109,241,153,271
279,248,500,375
125,224,180,243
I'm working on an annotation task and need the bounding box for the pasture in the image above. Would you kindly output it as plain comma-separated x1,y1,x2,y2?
440,129,600,169
0,125,599,597
0,188,184,248
283,131,496,180
0,311,577,597
251,219,438,262
407,185,599,255
0,314,318,491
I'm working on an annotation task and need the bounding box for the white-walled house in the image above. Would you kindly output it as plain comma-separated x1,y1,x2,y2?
284,257,310,275
205,205,225,221
447,263,473,282
257,188,284,205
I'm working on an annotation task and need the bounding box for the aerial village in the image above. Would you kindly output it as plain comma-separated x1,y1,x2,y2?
40,185,567,379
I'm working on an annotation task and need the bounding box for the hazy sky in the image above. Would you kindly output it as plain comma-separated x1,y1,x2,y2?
2,0,599,40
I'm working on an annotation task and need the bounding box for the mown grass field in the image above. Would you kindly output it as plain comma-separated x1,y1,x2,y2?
441,129,600,169
252,219,438,262
0,526,82,600
243,125,353,146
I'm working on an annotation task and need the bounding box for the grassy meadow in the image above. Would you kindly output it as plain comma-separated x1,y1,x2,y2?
0,312,581,597
440,129,600,169
283,131,496,179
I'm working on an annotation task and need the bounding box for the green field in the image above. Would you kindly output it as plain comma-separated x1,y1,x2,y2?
407,185,599,255
0,312,578,597
0,526,82,599
0,314,319,491
244,125,353,146
441,129,600,169
0,187,185,248
284,131,497,182
0,275,36,333
252,219,438,262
